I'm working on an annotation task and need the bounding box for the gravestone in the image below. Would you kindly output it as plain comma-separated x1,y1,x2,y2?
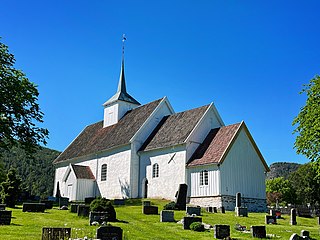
143,206,158,215
235,192,248,217
40,200,53,209
318,216,320,225
175,184,188,210
70,204,82,213
206,207,213,213
213,207,218,213
297,207,312,218
0,210,12,225
23,203,46,212
251,226,266,238
96,226,123,240
220,206,225,214
89,212,109,225
58,197,69,208
214,225,230,239
290,208,297,225
183,216,202,230
301,230,310,238
78,205,90,217
42,227,71,240
186,206,201,216
85,197,95,205
0,204,6,210
265,215,277,224
160,210,175,222
142,200,151,206
269,209,276,216
289,233,300,240
114,199,125,205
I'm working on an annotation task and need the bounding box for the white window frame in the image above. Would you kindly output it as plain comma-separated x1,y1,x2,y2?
101,164,107,181
152,163,159,178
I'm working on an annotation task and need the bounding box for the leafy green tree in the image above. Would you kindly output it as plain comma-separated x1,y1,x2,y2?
293,76,320,171
266,177,297,205
0,168,21,207
0,39,48,155
288,163,320,205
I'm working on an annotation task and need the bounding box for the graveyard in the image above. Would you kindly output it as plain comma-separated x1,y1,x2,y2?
0,199,319,240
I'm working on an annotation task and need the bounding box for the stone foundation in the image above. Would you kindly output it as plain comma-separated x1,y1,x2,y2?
188,195,267,212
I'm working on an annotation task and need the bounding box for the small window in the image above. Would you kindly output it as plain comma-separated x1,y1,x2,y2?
200,170,208,186
152,163,159,178
101,164,107,181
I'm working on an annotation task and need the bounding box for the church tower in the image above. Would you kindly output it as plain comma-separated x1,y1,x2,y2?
103,36,140,128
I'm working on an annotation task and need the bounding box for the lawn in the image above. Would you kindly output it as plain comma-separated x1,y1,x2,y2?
0,199,319,239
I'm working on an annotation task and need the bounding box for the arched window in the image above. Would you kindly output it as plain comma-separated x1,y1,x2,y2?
101,164,107,181
152,163,159,178
200,170,208,186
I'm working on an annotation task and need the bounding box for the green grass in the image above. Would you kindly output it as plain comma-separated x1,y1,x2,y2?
0,199,319,239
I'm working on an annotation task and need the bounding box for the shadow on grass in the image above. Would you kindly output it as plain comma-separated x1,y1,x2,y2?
10,223,23,226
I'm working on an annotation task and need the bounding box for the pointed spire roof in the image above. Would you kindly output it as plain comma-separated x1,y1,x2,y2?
103,36,140,106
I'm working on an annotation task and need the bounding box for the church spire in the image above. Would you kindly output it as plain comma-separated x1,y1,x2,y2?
117,35,127,93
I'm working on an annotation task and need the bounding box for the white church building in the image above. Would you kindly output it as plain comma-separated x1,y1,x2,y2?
53,57,269,212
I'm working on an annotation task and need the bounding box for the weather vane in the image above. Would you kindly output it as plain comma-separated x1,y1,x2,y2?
122,34,126,61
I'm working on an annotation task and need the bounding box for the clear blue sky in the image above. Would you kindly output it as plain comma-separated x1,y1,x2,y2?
2,1,319,165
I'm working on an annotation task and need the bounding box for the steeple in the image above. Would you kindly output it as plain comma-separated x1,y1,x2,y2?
103,35,141,128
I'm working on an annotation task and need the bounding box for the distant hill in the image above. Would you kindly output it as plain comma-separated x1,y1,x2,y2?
0,145,61,198
266,162,301,180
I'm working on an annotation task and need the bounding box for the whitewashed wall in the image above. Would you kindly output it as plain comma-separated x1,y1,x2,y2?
64,168,77,200
220,128,267,199
140,145,186,200
188,165,220,197
186,106,223,161
103,101,139,127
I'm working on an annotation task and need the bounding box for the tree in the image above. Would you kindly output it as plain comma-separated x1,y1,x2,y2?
266,177,297,205
0,168,21,207
0,39,48,155
293,76,320,168
288,163,320,205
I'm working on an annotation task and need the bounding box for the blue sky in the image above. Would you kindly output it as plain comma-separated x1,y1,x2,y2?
2,1,319,165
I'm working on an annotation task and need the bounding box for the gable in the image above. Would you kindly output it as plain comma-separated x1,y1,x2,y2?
53,98,163,164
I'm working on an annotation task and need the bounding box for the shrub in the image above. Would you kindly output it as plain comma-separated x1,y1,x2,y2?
90,198,116,221
163,201,176,210
190,222,204,232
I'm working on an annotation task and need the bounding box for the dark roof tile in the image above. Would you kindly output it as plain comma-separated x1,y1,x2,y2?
72,164,95,180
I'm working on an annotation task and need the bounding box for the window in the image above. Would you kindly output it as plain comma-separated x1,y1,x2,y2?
101,164,107,181
200,170,208,186
152,163,159,178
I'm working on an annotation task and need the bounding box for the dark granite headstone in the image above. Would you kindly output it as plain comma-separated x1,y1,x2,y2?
142,200,151,206
206,207,213,213
59,197,69,208
0,210,12,225
214,225,230,239
183,216,202,230
297,207,312,218
265,215,277,224
143,206,158,214
236,192,241,207
42,227,71,240
220,206,225,214
23,203,46,212
175,184,188,210
269,209,276,216
235,207,248,217
89,212,109,225
78,205,90,217
70,204,82,213
96,226,122,240
40,200,53,209
290,208,297,225
213,207,218,213
114,199,125,205
85,197,95,205
160,210,175,222
251,226,266,238
0,204,6,210
186,206,201,216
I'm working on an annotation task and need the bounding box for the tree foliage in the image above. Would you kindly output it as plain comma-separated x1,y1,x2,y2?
293,75,320,166
0,168,21,207
0,39,48,155
266,177,296,205
288,163,320,205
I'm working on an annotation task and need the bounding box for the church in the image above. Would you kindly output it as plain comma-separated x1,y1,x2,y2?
53,54,269,212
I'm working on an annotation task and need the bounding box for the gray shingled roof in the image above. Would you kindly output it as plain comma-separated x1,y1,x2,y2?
53,98,162,164
140,105,210,152
71,164,95,179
